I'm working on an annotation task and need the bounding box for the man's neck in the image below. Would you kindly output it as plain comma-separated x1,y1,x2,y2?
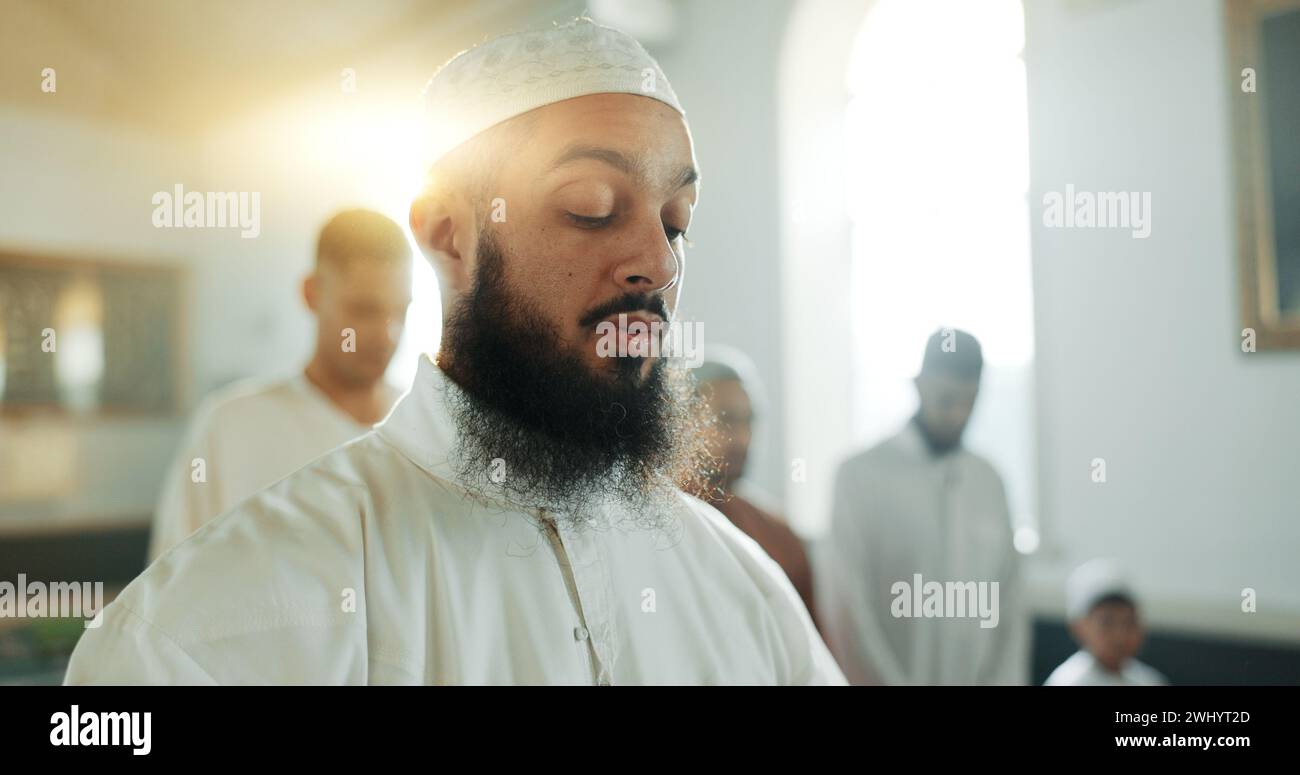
910,413,961,458
303,358,393,426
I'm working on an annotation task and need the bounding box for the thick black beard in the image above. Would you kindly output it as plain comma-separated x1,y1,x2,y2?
438,228,714,531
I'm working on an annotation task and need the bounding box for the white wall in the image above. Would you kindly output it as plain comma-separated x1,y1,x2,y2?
0,109,202,530
0,106,342,531
1025,0,1300,642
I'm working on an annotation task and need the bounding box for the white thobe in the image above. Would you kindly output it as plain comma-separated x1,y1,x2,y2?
67,355,843,685
1044,651,1167,686
148,373,370,560
815,422,1029,685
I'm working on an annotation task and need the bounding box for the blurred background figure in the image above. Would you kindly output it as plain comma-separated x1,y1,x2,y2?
1045,558,1167,686
149,209,411,559
816,329,1028,685
692,348,817,627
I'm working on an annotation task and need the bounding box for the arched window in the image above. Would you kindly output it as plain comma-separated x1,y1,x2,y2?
782,0,1037,551
847,0,1037,551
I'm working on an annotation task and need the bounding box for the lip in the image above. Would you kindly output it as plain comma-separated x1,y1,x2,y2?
603,312,663,329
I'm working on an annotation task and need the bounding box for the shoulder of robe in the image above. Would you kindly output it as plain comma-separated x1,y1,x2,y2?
832,439,904,493
960,448,1007,485
1044,651,1093,686
1129,659,1169,686
673,491,838,685
193,375,290,419
107,441,378,649
180,377,296,443
674,491,797,600
822,449,889,532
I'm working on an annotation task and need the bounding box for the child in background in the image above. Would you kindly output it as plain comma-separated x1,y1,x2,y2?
1045,558,1168,686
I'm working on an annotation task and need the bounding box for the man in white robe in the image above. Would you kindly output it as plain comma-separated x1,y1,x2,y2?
816,329,1028,685
65,18,843,686
148,209,411,559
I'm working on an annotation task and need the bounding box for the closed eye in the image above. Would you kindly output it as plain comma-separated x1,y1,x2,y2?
567,212,612,229
568,212,690,245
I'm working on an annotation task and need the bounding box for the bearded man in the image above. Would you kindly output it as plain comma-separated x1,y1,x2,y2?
64,18,842,686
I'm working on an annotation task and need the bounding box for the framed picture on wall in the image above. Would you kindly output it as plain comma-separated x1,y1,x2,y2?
1227,0,1300,349
0,250,185,416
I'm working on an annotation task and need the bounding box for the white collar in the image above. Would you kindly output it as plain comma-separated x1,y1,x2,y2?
895,420,966,463
375,354,471,490
896,420,933,460
289,371,371,431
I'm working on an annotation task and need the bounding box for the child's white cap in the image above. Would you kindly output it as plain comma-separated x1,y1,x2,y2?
1066,558,1136,620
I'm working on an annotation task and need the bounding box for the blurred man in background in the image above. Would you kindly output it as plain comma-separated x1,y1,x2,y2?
148,208,411,559
692,350,818,627
817,328,1028,685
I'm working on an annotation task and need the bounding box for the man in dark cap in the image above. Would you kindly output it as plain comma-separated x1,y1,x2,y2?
816,328,1028,685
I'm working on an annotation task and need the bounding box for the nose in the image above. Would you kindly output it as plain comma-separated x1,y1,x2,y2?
610,217,680,294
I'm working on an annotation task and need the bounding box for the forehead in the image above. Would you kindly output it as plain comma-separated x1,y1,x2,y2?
1090,600,1137,619
922,372,980,394
322,259,411,290
503,93,697,189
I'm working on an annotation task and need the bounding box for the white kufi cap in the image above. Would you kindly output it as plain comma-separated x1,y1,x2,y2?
421,17,684,166
1066,558,1137,620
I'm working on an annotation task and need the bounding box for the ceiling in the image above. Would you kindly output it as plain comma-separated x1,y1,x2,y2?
0,0,584,135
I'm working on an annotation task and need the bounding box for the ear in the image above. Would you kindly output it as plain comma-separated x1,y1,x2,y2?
302,272,319,313
1068,619,1086,645
410,191,476,297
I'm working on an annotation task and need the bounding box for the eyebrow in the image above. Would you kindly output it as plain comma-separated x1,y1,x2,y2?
673,166,700,190
550,143,699,192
